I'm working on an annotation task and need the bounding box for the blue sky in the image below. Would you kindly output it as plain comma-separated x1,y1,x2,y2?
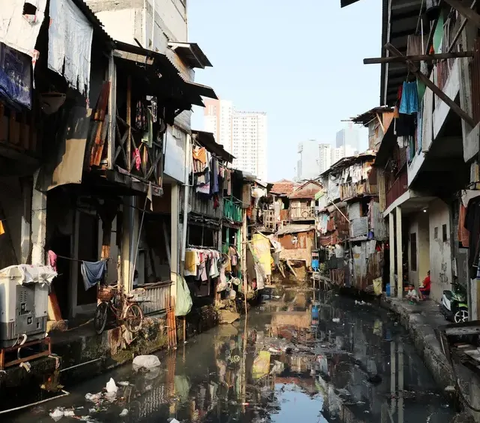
188,0,382,182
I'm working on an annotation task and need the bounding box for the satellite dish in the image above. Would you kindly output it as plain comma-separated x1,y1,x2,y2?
39,92,66,115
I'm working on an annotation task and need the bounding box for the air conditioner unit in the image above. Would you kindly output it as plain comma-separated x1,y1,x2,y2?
0,265,56,348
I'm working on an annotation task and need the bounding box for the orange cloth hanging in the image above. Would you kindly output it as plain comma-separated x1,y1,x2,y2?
0,221,4,236
192,147,207,164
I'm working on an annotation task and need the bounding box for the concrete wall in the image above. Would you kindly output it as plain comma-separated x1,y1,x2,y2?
407,212,430,290
429,199,452,302
87,0,187,52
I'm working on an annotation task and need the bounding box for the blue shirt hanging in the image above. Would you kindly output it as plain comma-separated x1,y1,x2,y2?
399,81,419,115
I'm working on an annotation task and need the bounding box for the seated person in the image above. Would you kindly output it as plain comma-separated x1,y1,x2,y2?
419,271,431,298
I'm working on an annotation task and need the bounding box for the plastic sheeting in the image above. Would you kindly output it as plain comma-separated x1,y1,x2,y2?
48,0,93,96
0,264,57,285
0,0,47,56
251,234,272,277
175,275,192,316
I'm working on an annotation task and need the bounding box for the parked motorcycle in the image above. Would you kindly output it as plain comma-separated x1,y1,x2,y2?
440,289,469,323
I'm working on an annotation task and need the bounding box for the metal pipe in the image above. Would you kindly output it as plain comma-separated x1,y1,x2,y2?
59,357,102,373
181,135,192,266
0,390,70,415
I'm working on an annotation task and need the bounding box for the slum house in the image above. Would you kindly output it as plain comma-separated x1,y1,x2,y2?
341,0,480,417
0,0,218,324
269,181,322,284
180,130,236,300
0,0,221,403
267,179,298,231
84,0,217,312
351,0,479,307
0,0,119,325
47,38,215,323
318,153,386,293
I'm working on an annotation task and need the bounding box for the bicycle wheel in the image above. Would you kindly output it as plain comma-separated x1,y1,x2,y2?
94,302,109,335
124,303,143,333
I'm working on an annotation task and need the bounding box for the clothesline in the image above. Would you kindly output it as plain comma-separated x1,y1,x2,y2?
55,254,110,263
187,244,218,250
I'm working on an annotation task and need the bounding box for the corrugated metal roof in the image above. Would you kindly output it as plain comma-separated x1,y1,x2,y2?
270,179,296,196
321,151,376,176
350,106,393,126
192,130,234,163
277,224,316,236
168,42,212,69
288,181,323,200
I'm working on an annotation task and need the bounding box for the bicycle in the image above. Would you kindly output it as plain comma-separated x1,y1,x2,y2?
94,284,145,335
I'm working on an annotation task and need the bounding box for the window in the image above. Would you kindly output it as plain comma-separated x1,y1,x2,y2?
442,224,448,242
410,233,417,271
434,227,438,239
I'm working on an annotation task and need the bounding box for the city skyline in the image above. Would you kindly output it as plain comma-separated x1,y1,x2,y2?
296,125,363,182
203,99,268,182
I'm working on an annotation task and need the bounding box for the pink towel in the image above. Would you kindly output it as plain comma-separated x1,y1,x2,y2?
48,250,57,272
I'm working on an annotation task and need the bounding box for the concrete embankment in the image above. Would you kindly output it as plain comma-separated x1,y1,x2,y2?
380,297,480,422
0,304,219,400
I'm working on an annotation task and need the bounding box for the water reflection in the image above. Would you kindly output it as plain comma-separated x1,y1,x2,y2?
12,289,454,423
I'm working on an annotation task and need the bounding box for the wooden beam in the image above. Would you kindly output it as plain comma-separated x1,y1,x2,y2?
444,0,480,29
364,51,474,64
447,0,477,53
385,43,475,128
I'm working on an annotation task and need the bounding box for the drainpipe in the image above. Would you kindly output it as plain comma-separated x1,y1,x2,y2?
32,169,46,265
181,134,192,271
143,0,147,48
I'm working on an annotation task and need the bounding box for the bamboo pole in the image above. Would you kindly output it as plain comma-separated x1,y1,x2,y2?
242,209,248,316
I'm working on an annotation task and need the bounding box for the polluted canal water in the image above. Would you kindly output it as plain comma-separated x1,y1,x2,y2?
9,289,456,423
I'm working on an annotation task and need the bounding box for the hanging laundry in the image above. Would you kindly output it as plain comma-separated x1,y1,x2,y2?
133,148,141,171
81,260,107,291
185,250,198,277
211,157,219,194
141,109,153,148
227,170,232,196
399,81,419,115
48,250,58,272
396,114,416,137
192,147,208,173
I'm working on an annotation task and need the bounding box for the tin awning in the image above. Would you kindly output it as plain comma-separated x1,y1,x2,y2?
168,42,212,69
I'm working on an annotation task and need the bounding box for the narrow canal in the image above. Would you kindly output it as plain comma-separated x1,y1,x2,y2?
9,290,456,423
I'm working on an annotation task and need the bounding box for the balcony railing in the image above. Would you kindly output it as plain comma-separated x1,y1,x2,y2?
139,281,172,316
223,198,242,223
386,168,408,210
290,206,315,221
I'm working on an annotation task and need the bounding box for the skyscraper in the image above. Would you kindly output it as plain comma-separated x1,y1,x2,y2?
336,123,360,153
204,99,268,181
297,140,320,181
318,143,332,174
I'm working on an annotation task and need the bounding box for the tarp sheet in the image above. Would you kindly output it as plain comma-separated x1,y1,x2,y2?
0,43,32,108
48,0,93,96
251,233,272,277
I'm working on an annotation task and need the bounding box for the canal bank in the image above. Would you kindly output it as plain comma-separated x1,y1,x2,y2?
0,304,220,413
7,289,457,423
381,297,480,422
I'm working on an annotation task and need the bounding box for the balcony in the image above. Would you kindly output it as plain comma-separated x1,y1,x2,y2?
223,198,243,223
385,168,408,210
290,205,315,222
